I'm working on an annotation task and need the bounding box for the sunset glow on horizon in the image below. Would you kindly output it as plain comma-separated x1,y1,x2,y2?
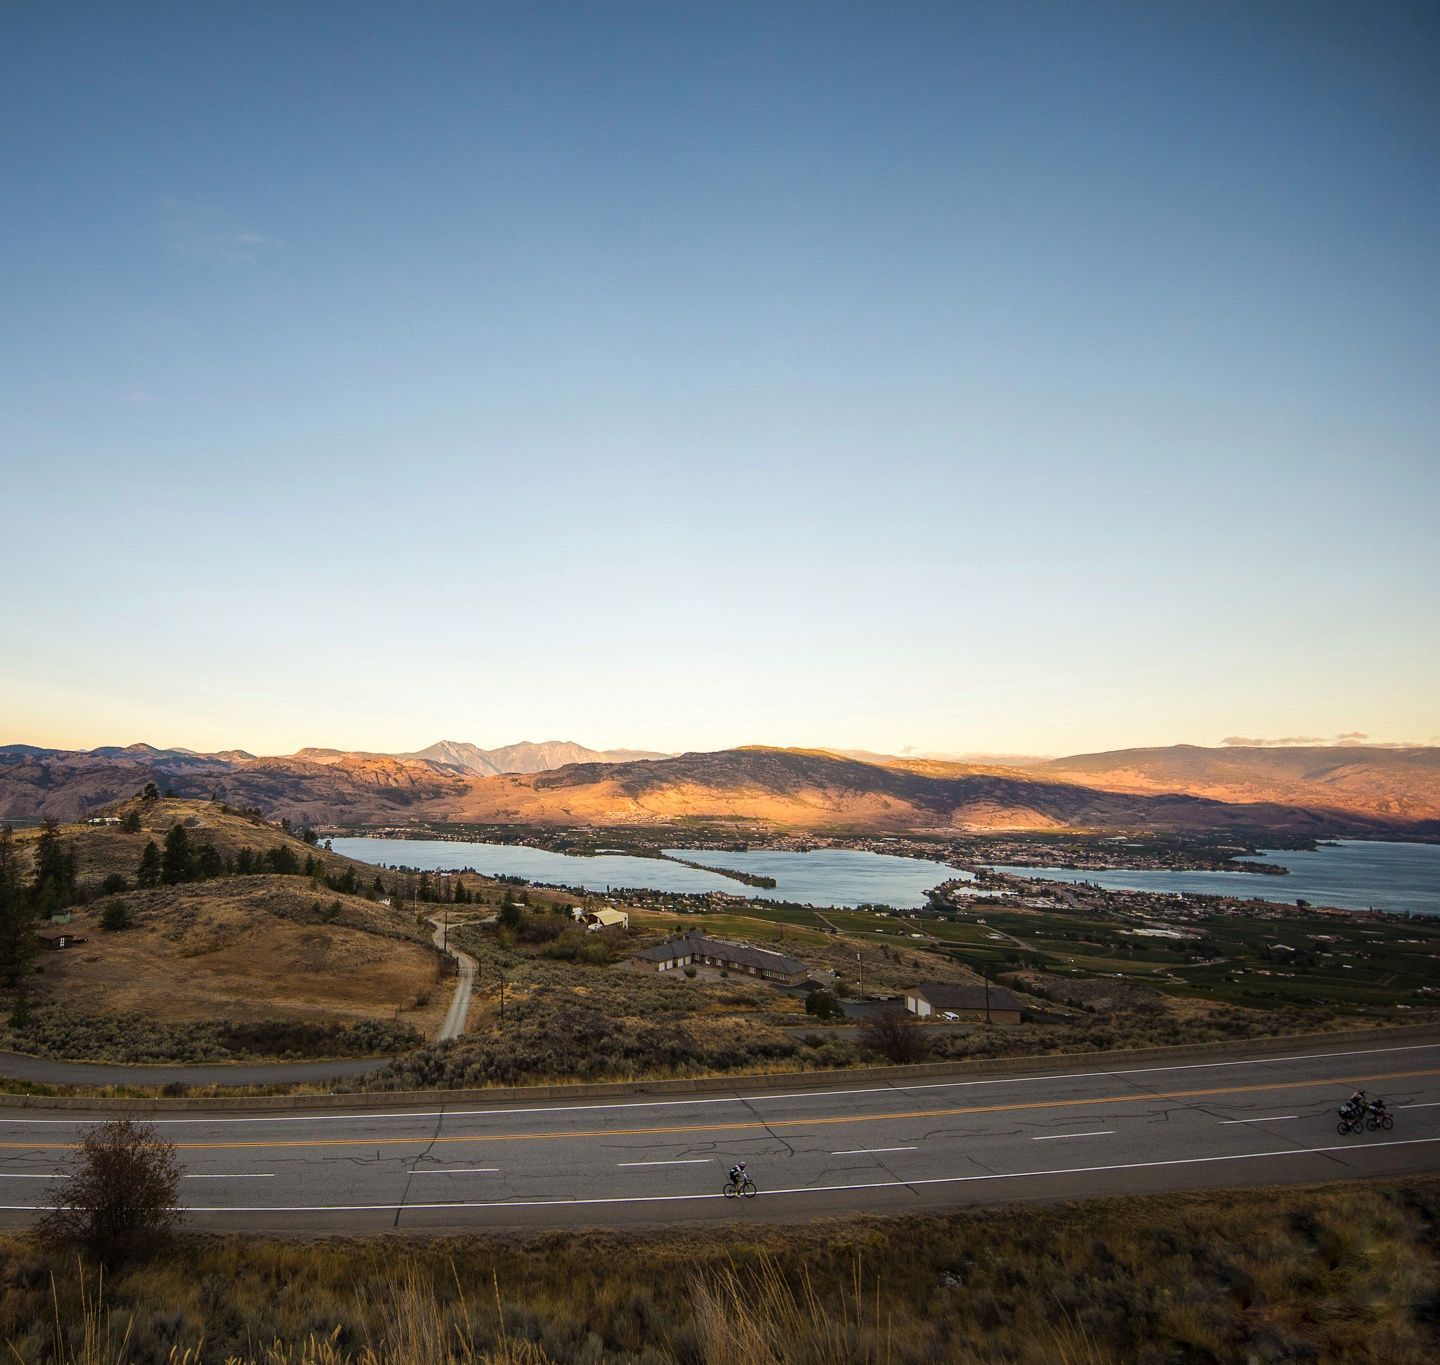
3,3,1436,758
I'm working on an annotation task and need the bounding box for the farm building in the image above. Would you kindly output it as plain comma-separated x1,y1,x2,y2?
633,931,808,984
584,908,629,932
903,981,1023,1025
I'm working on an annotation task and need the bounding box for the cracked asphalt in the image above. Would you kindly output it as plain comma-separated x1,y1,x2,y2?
0,1036,1436,1233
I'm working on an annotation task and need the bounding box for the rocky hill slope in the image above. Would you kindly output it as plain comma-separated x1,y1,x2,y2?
435,746,1435,837
1033,744,1440,823
5,741,1437,837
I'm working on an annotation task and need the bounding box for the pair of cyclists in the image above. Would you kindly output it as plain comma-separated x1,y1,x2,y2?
1339,1088,1392,1131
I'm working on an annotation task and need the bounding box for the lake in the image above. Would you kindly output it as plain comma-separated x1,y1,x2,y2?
327,838,972,910
988,840,1440,916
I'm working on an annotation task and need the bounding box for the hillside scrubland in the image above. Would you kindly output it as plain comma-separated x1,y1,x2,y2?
7,1179,1439,1362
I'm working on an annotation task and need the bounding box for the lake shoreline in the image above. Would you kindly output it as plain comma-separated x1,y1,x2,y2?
986,839,1439,917
328,836,969,910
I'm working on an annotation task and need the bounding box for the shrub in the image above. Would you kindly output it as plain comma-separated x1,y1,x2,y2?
804,988,844,1021
99,900,132,932
0,1005,421,1064
37,1117,181,1266
859,1008,929,1064
540,927,620,964
99,873,129,895
498,901,524,932
361,990,798,1090
513,912,566,945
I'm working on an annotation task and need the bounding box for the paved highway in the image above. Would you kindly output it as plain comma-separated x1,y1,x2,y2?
1,1038,1436,1233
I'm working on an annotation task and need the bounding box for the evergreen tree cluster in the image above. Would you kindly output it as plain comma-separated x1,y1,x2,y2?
0,826,32,989
29,820,78,916
1,819,84,996
135,823,246,887
408,872,474,905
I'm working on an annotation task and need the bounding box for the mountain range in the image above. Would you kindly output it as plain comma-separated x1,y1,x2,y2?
397,739,668,776
1,739,1436,838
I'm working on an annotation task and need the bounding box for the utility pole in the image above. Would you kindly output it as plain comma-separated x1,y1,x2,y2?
497,967,506,1023
856,950,863,995
442,901,448,954
981,962,991,1024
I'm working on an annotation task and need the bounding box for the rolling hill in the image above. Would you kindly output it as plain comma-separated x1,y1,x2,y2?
4,741,1437,837
0,745,466,825
431,746,1436,837
1034,744,1440,823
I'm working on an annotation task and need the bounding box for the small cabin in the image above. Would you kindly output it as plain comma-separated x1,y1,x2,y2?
36,928,85,951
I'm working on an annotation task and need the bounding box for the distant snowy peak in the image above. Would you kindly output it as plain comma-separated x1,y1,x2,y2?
403,739,669,776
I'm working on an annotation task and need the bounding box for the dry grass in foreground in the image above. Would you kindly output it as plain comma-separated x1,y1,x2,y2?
4,1177,1439,1363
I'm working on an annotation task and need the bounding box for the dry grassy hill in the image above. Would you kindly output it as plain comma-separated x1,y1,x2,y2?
3,799,463,1061
36,877,448,1037
1036,744,1440,822
432,746,1429,837
10,795,409,892
7,741,1440,836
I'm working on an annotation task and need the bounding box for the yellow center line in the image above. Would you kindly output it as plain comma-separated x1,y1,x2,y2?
3,1067,1434,1153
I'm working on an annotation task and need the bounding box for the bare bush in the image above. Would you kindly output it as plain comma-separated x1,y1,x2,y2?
858,1008,929,1064
38,1117,181,1267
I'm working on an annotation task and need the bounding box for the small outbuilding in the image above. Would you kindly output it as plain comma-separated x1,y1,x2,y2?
36,928,85,951
584,908,630,932
903,981,1023,1025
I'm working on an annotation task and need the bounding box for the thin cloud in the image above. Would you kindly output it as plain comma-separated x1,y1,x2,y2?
163,198,283,263
1220,733,1430,749
119,389,158,405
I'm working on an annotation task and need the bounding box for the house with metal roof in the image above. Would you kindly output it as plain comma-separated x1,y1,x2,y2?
584,908,629,932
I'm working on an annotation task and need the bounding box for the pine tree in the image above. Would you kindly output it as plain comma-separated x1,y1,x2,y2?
30,819,77,916
264,845,299,875
160,824,195,885
0,825,39,988
120,810,142,834
136,841,161,888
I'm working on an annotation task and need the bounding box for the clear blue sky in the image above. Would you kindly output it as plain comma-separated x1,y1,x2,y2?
2,2,1437,758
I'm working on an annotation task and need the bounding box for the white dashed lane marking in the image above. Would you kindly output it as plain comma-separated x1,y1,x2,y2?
617,1159,711,1167
831,1146,917,1155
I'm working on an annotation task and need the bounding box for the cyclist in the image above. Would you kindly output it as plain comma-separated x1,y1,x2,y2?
729,1162,748,1186
1346,1088,1368,1115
